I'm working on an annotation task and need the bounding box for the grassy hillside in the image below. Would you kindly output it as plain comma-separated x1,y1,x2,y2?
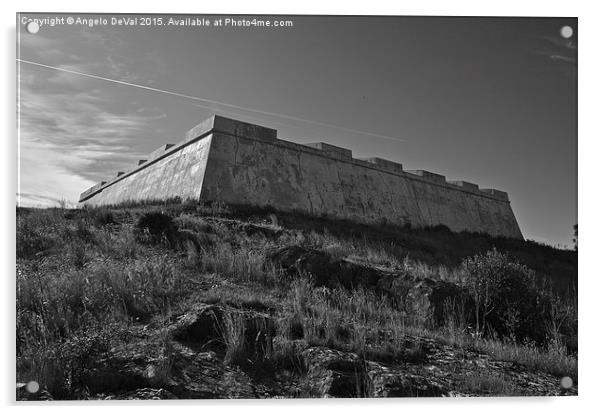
16,201,577,400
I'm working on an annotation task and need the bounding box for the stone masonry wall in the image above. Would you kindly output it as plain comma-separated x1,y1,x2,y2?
80,135,213,206
80,115,523,239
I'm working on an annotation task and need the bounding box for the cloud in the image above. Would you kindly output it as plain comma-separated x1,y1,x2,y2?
17,29,169,207
533,34,577,79
17,193,78,209
18,78,160,206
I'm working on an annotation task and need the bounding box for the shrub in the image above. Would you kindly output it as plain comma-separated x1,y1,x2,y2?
135,211,178,246
463,249,552,344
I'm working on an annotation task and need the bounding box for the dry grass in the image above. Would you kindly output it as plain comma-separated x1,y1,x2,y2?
474,337,577,380
283,278,408,361
16,204,578,398
404,324,578,381
461,371,525,396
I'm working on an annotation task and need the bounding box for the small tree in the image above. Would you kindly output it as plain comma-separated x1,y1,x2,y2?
464,249,502,336
463,249,543,342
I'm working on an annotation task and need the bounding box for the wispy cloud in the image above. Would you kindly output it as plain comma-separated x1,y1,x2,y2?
17,192,78,209
533,33,577,79
17,29,169,207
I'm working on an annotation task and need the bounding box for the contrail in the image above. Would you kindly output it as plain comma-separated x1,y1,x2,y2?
17,58,406,143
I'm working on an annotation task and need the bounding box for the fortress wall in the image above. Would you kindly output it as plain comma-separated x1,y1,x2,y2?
80,135,213,206
79,116,279,206
200,130,523,238
79,115,523,239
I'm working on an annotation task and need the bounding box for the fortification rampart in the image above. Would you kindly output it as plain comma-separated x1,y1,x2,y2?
79,115,523,239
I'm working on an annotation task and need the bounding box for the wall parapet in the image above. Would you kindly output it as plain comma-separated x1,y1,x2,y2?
80,181,106,201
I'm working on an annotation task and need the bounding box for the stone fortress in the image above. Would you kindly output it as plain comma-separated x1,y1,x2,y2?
79,115,523,239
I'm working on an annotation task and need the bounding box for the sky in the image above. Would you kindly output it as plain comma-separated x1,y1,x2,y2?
16,14,577,247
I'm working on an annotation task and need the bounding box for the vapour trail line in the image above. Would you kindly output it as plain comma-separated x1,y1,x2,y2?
17,58,406,143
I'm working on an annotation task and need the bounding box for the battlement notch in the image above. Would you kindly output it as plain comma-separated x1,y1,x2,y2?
406,170,446,183
149,144,175,160
360,157,404,174
448,180,479,191
304,142,352,160
480,189,509,201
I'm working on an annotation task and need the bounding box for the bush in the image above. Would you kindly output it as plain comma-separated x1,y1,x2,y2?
135,212,178,246
463,249,552,344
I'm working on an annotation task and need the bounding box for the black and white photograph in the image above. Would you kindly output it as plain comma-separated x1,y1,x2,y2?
15,10,578,401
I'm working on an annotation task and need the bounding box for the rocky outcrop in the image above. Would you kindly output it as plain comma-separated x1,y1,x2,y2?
301,347,367,397
299,346,446,398
77,304,276,400
268,246,381,290
298,337,576,398
26,300,575,400
170,303,276,364
269,246,473,327
376,273,474,327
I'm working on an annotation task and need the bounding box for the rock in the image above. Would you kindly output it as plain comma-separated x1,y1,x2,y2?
367,361,447,397
77,302,278,399
301,347,366,397
268,246,381,290
270,247,472,328
377,273,473,327
268,246,317,270
165,345,252,399
81,325,260,399
300,346,448,398
170,304,276,362
170,304,224,352
80,341,158,394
